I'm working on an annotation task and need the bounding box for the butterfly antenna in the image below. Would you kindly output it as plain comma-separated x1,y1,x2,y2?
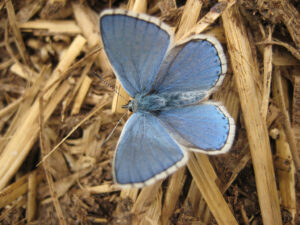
93,72,128,102
101,110,129,147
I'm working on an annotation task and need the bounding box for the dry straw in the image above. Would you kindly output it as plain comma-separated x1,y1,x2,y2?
0,0,299,224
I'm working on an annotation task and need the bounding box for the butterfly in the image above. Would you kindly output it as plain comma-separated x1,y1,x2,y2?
99,9,235,188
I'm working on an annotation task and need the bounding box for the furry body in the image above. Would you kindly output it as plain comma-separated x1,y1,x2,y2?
126,91,206,112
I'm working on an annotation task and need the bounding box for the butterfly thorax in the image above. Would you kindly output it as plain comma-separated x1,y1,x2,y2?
123,91,207,113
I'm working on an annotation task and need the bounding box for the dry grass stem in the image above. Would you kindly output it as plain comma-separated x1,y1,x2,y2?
175,0,202,40
19,20,81,35
6,0,30,65
26,169,37,222
188,153,238,225
223,4,282,225
39,94,67,225
273,67,300,171
261,26,273,120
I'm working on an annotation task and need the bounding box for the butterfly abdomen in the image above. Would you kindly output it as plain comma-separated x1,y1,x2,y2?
135,91,207,112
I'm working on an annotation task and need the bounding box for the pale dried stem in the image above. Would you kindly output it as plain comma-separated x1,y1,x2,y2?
261,26,273,121
39,95,67,225
222,4,282,225
187,153,238,225
6,0,30,65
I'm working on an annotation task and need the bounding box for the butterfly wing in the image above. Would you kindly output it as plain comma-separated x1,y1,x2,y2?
158,102,235,154
100,9,173,97
114,111,188,188
153,35,227,97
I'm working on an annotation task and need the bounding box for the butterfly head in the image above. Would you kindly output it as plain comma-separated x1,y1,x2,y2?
122,99,138,113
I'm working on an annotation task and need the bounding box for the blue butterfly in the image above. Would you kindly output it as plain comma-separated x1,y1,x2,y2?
99,9,235,188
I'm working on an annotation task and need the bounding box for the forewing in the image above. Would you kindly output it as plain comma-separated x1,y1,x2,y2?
114,111,188,188
158,103,235,154
100,9,173,97
153,35,227,96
